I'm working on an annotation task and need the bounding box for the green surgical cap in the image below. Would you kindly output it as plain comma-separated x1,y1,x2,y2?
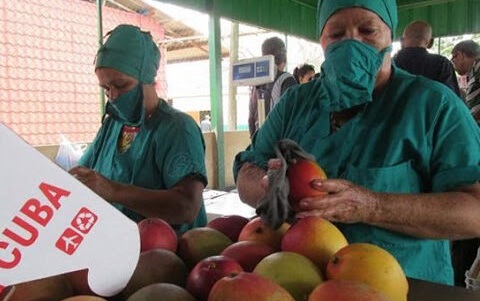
95,24,160,84
317,0,398,38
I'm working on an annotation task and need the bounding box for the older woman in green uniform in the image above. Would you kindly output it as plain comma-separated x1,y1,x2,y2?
234,0,480,285
69,24,207,233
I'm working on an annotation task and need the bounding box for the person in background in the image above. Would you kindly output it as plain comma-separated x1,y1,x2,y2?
234,0,480,286
200,114,212,132
451,40,480,122
69,24,208,233
394,20,461,96
248,37,297,137
293,63,316,84
449,39,480,286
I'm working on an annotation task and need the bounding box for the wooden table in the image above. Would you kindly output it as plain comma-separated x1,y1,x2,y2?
408,278,480,300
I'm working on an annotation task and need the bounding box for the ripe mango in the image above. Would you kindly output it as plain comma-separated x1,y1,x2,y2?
326,243,408,301
287,159,327,211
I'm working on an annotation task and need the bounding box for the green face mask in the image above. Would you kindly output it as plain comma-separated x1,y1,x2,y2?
106,83,145,126
320,39,391,112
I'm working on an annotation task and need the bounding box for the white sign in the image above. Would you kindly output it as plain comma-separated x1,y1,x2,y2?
0,123,140,297
231,55,275,86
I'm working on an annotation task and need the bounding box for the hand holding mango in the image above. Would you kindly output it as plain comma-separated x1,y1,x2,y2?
286,158,327,212
256,139,328,229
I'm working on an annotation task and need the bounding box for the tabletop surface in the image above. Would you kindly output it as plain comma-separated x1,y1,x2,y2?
203,189,256,221
408,278,480,300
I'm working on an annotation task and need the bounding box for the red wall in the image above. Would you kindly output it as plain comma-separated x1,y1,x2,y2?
0,0,166,145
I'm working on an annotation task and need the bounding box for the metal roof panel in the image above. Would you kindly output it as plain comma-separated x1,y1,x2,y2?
154,0,480,41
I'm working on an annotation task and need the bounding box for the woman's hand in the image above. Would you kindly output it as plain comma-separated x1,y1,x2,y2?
69,166,117,201
295,178,380,224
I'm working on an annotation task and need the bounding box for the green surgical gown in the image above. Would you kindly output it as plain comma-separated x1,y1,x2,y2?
80,100,208,233
234,66,480,285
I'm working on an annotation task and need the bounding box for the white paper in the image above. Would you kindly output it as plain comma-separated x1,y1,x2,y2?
204,191,256,221
0,123,140,297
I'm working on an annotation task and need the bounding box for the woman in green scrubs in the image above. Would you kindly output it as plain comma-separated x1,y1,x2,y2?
234,0,480,285
69,25,207,233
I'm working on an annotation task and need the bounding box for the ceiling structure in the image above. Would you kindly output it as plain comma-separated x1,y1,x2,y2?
151,0,480,41
105,0,230,63
100,0,480,62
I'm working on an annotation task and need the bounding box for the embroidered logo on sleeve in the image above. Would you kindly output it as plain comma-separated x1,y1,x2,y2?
167,153,199,181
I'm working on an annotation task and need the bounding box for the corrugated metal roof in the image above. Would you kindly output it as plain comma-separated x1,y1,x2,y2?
397,0,480,38
108,0,230,62
154,0,480,41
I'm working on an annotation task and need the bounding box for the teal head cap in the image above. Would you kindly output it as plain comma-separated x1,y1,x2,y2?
95,24,160,84
317,0,398,39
